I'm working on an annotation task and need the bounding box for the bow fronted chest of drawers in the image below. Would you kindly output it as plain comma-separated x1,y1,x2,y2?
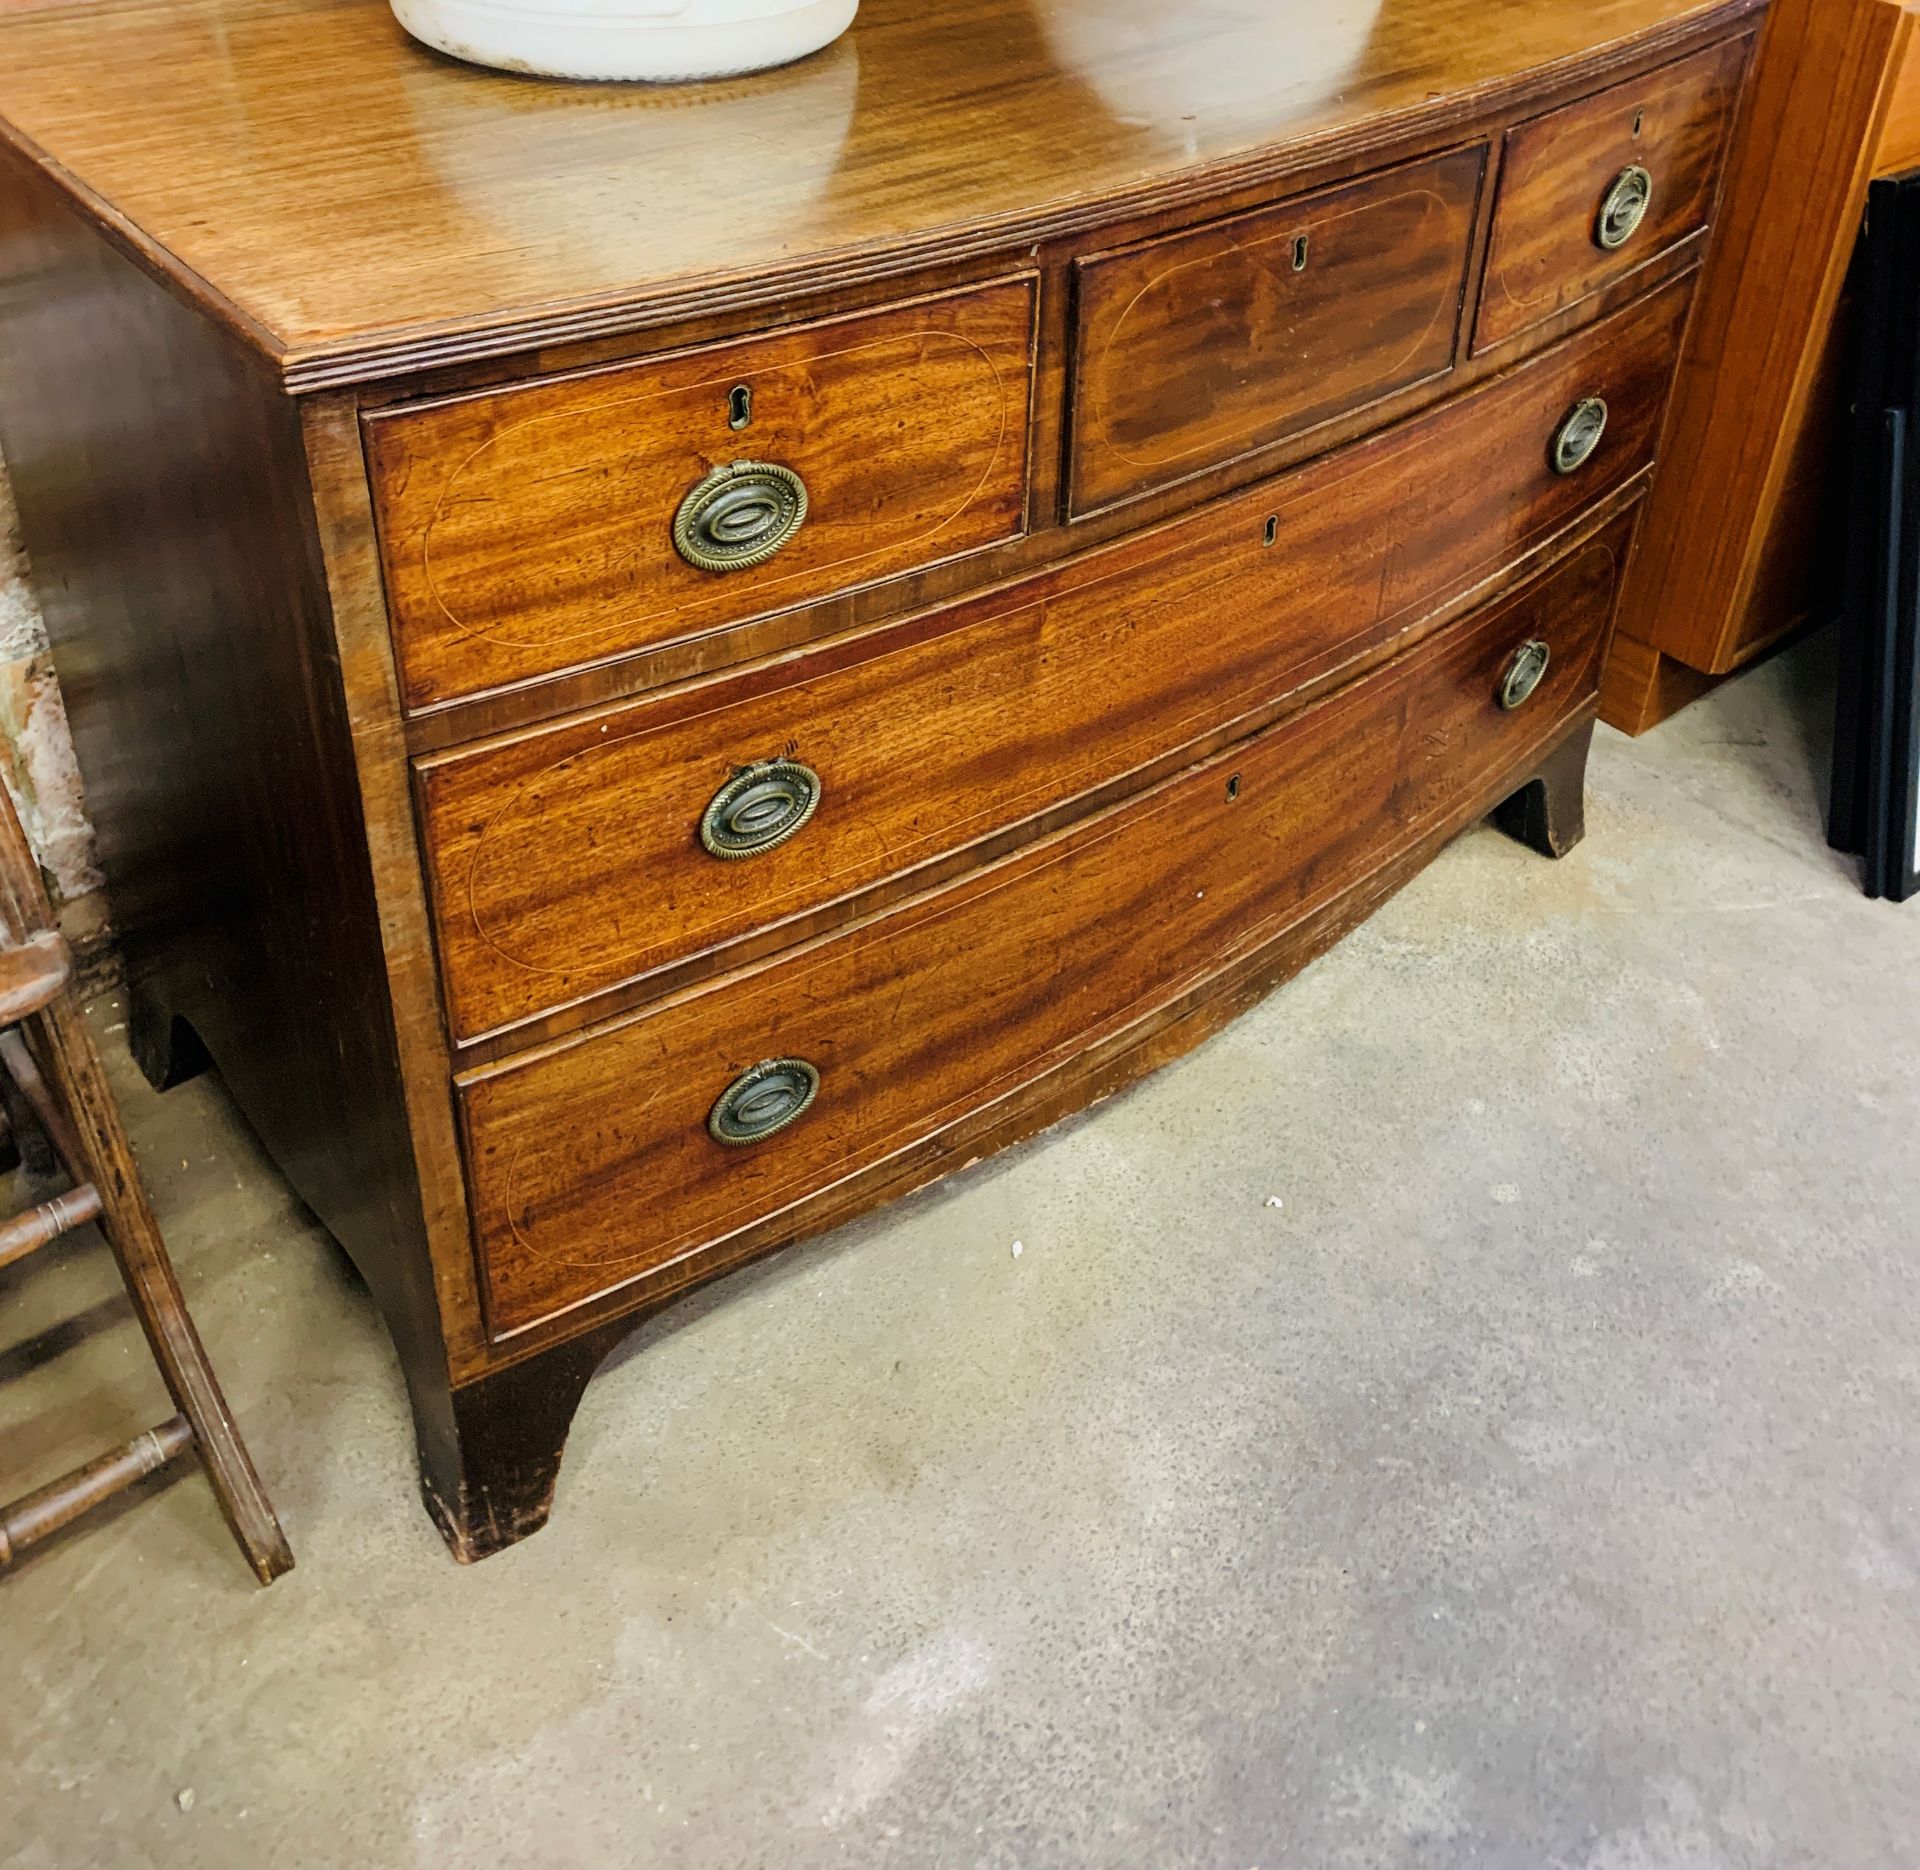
0,0,1760,1557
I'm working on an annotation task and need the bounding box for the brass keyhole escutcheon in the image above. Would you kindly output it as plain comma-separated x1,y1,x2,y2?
1595,163,1652,251
1551,396,1609,476
700,759,822,860
709,1058,821,1147
672,460,808,573
1499,639,1552,711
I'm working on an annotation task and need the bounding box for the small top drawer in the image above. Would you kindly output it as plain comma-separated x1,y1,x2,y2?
364,279,1038,711
1067,146,1484,516
1473,36,1749,353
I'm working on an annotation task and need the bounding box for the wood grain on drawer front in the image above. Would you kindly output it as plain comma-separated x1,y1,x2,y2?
364,279,1038,712
463,523,1627,1338
418,279,1688,1047
1068,146,1484,516
1474,36,1748,353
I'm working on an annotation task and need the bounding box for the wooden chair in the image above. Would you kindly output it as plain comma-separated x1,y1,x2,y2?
0,783,291,1583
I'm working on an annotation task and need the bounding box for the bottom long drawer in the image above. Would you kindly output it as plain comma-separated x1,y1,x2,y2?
462,519,1627,1337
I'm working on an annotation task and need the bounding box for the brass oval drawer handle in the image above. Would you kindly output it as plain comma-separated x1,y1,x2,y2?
1499,639,1552,711
1595,163,1653,252
672,460,808,573
701,759,822,860
1550,396,1609,476
709,1058,820,1147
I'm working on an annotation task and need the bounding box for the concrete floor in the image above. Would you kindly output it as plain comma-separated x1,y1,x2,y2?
3,634,1918,1869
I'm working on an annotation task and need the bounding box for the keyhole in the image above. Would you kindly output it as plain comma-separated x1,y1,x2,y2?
1631,109,1644,138
1226,773,1242,802
1292,233,1310,272
729,384,753,430
1264,516,1279,546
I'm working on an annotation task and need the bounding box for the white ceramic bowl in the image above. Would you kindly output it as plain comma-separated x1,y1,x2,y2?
391,0,859,83
1041,0,1383,140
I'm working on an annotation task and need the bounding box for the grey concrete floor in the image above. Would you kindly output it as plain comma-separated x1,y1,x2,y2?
3,634,1918,1870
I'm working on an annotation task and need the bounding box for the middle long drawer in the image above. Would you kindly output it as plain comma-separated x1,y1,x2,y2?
416,276,1689,1046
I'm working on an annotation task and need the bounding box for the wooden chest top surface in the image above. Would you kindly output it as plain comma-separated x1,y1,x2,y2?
0,0,1756,383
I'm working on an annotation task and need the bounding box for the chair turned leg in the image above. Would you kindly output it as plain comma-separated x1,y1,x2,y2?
1494,720,1593,860
27,995,294,1582
409,1334,612,1563
126,979,211,1093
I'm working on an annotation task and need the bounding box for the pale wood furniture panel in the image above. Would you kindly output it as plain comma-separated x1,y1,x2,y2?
1604,0,1920,733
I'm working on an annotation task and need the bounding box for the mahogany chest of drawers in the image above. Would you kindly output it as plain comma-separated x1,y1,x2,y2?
0,0,1759,1558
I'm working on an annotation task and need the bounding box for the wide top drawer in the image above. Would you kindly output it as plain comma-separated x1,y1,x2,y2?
363,278,1038,712
1068,146,1484,516
1473,35,1749,352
